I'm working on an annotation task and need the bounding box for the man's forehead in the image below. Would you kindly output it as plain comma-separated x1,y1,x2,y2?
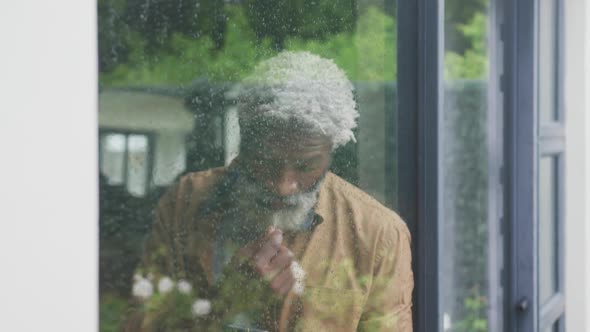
249,131,332,159
257,130,330,153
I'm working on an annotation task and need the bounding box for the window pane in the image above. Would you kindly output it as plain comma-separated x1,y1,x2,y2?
538,0,558,124
126,134,149,197
441,0,495,330
98,1,402,331
100,133,126,185
542,318,560,332
539,156,559,304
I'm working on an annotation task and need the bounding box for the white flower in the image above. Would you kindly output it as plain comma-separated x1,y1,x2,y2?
177,279,193,295
292,279,305,295
133,274,142,282
192,299,212,317
290,261,306,295
132,277,154,299
157,276,175,294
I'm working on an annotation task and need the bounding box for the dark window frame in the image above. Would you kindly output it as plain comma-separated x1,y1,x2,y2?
397,0,442,330
537,0,566,329
503,0,566,330
401,0,566,330
504,0,539,330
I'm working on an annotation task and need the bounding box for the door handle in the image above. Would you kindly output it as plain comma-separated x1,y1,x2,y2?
516,297,529,312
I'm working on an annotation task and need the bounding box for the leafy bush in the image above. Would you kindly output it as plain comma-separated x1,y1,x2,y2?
100,294,129,332
445,13,488,80
100,5,397,86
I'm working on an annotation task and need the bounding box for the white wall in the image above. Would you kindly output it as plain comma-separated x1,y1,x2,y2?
99,91,194,132
586,0,590,323
0,1,98,331
564,0,589,330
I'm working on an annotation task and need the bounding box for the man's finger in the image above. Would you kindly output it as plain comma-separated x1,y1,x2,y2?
263,246,294,281
253,229,283,272
269,246,294,272
270,267,295,295
266,225,276,236
278,273,296,295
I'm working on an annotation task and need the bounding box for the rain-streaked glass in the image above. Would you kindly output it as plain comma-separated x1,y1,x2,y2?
539,156,558,305
125,134,149,197
441,0,495,331
98,1,406,331
100,133,126,185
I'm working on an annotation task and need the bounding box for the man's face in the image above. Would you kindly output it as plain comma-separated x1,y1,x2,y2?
239,128,332,211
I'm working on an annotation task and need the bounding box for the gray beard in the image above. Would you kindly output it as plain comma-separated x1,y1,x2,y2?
231,173,323,232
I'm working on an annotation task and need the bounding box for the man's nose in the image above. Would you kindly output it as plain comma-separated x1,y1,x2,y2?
268,170,299,197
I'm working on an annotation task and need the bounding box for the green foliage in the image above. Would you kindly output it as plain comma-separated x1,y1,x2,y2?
353,6,397,81
100,294,129,332
142,289,197,331
285,6,396,81
98,0,133,72
445,0,488,53
443,80,489,330
453,287,488,332
243,0,356,50
100,6,276,86
98,0,485,83
124,0,227,51
445,13,488,79
99,5,397,86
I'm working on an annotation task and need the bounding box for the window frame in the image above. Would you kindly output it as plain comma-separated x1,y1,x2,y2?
397,0,442,330
503,0,539,329
402,0,568,330
537,0,566,329
503,0,567,330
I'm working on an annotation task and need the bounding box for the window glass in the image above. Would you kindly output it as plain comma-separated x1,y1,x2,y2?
538,156,559,305
536,0,565,328
100,133,126,185
98,1,407,331
126,134,150,196
542,319,560,332
441,0,496,331
100,132,152,197
538,0,558,124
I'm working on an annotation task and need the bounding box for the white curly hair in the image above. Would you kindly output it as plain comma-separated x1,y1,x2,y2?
235,51,358,149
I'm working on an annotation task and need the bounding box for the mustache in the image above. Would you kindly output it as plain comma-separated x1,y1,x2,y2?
238,172,326,207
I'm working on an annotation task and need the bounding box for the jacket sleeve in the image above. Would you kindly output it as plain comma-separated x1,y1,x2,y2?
358,219,414,332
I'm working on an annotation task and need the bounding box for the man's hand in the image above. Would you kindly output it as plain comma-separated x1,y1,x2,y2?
254,227,297,296
240,226,304,296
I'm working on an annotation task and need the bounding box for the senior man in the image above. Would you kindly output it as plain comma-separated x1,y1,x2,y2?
126,51,413,331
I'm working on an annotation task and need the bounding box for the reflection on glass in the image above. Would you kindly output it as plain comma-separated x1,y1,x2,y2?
98,1,407,331
539,157,558,305
538,0,558,124
126,135,149,196
100,133,126,185
542,319,559,332
441,0,492,330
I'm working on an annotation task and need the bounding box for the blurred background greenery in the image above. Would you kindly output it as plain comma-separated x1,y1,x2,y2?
98,0,485,87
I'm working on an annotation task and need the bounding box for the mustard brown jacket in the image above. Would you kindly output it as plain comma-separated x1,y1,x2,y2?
126,167,413,331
